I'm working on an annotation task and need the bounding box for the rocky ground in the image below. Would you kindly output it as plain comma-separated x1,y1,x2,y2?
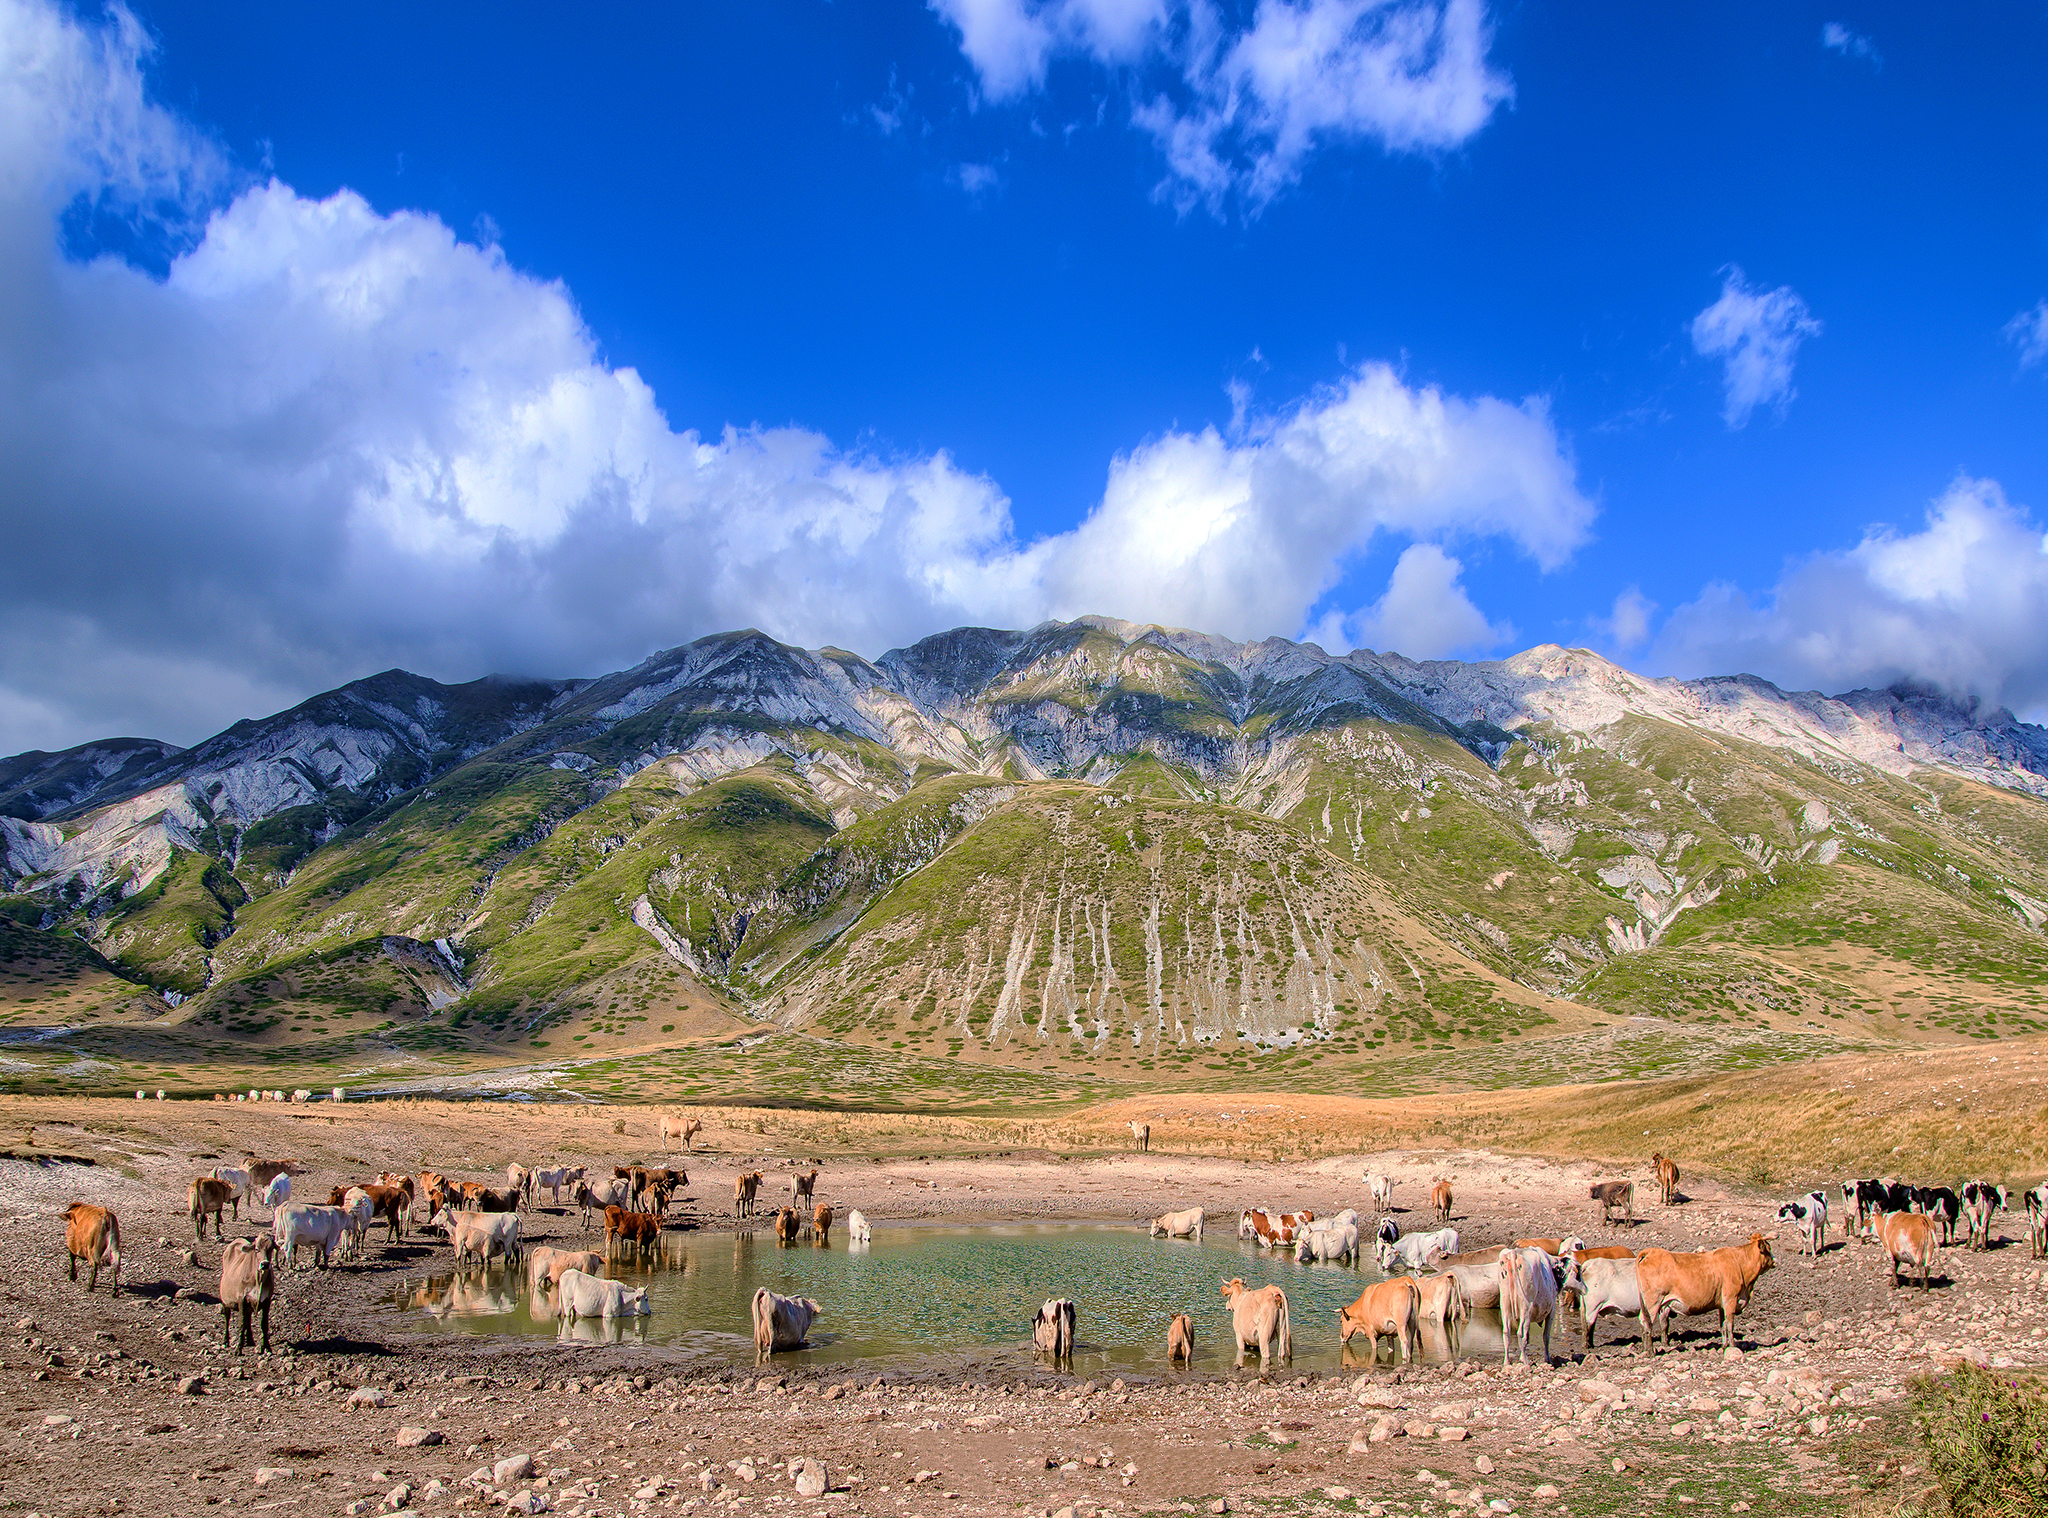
0,1096,2041,1518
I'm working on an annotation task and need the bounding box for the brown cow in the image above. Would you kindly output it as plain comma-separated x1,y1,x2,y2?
1430,1179,1454,1225
1415,1271,1465,1329
1338,1277,1421,1363
1652,1153,1681,1207
1634,1233,1774,1351
1874,1211,1938,1291
602,1205,660,1263
330,1184,408,1242
792,1170,819,1207
1591,1180,1635,1231
735,1172,762,1219
189,1176,231,1240
218,1235,276,1352
245,1158,297,1191
62,1202,121,1293
1167,1312,1194,1366
462,1184,520,1213
812,1203,834,1246
774,1206,802,1245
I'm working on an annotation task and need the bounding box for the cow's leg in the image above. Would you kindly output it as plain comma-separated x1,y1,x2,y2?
68,1251,78,1283
221,1304,233,1349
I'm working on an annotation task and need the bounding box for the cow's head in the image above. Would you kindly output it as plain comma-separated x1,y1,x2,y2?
1220,1277,1245,1303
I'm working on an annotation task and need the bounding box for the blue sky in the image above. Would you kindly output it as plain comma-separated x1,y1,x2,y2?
3,0,2048,750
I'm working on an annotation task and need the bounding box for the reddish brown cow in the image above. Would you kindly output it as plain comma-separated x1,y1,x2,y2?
1634,1234,1774,1351
812,1203,834,1246
1652,1153,1681,1207
774,1206,802,1245
62,1202,121,1293
1874,1211,1939,1291
1430,1179,1454,1224
189,1176,231,1240
603,1205,661,1262
1338,1277,1421,1363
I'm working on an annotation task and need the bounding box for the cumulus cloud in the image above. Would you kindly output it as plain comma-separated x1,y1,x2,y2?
1689,267,1823,428
1819,22,1881,67
2005,300,2048,370
1307,542,1511,659
1598,585,1656,651
933,0,1512,213
0,0,1586,753
1654,477,2048,718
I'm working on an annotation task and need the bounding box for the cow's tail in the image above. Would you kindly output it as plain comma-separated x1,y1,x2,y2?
1278,1297,1292,1361
750,1287,771,1354
105,1212,121,1270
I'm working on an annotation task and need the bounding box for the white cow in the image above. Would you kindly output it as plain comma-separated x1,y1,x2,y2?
210,1165,253,1219
1499,1246,1576,1366
1367,1173,1395,1212
260,1174,291,1212
1576,1255,1646,1353
273,1203,348,1271
1149,1208,1205,1241
1378,1227,1459,1272
578,1177,631,1227
752,1288,822,1356
532,1166,581,1205
1296,1221,1360,1265
336,1187,376,1258
555,1268,651,1322
433,1208,521,1270
847,1209,872,1246
1778,1191,1829,1257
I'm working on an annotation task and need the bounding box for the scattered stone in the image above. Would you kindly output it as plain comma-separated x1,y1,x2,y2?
1611,1459,1627,1474
1577,1379,1619,1404
1437,1427,1469,1442
912,1470,938,1486
252,1468,293,1487
1723,1346,1745,1362
1207,1502,1230,1515
1404,1421,1436,1439
823,1384,846,1401
177,1375,204,1396
344,1501,374,1516
395,1428,443,1449
349,1387,388,1408
505,1490,550,1514
733,1460,756,1482
1670,1422,1692,1437
384,1484,412,1509
793,1459,828,1497
1534,1485,1560,1499
1430,1401,1475,1422
697,1470,719,1492
1474,1457,1494,1475
494,1455,535,1485
1324,1487,1351,1501
180,1249,197,1268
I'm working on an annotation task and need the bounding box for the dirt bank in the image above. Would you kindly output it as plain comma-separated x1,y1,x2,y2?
0,1095,2041,1518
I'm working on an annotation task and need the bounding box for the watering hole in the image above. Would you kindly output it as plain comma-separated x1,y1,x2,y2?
386,1222,1515,1373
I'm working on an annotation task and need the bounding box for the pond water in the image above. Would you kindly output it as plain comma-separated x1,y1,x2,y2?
386,1222,1512,1374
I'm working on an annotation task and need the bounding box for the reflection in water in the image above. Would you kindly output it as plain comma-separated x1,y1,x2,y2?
390,1223,1512,1372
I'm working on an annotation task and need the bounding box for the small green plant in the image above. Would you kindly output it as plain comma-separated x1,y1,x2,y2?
1912,1364,2048,1517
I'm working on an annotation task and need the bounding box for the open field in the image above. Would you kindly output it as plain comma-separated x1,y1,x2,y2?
0,1056,2044,1518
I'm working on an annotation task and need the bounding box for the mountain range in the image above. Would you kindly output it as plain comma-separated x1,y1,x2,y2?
4,616,2046,1106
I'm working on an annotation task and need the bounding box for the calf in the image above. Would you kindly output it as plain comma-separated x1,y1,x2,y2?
532,1166,580,1205
218,1236,276,1352
734,1172,762,1219
189,1176,232,1241
812,1204,834,1246
1337,1277,1420,1364
848,1208,872,1246
1430,1179,1454,1224
1220,1278,1290,1370
753,1288,821,1357
1032,1298,1077,1362
1962,1181,2009,1251
61,1202,121,1293
773,1206,802,1245
1297,1221,1360,1266
792,1170,819,1207
1167,1312,1194,1366
1150,1208,1205,1241
1875,1210,1939,1291
1778,1191,1829,1257
437,1208,521,1270
2025,1184,2047,1261
1652,1153,1680,1207
1591,1179,1634,1230
1634,1233,1774,1351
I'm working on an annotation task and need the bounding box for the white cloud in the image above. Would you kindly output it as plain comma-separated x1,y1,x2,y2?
933,0,1511,213
2005,300,2048,369
1654,477,2048,717
1819,22,1881,67
0,0,1583,752
1599,585,1656,651
1689,267,1823,428
1308,542,1510,659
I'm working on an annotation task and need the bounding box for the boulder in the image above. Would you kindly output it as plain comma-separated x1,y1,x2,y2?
394,1428,443,1449
793,1459,828,1497
494,1455,535,1485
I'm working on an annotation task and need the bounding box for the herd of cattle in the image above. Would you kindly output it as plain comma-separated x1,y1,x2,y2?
53,1147,2048,1371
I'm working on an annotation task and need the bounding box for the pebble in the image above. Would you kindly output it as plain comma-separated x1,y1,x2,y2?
1534,1485,1560,1499
177,1376,204,1396
349,1387,389,1408
1208,1502,1230,1515
395,1427,443,1448
1438,1427,1468,1442
252,1467,293,1487
385,1483,412,1509
505,1490,550,1514
1474,1457,1495,1475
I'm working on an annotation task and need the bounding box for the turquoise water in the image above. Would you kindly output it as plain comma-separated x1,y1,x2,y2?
386,1222,1507,1373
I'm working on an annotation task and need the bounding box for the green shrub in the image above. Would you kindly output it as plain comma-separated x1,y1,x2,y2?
1912,1364,2048,1517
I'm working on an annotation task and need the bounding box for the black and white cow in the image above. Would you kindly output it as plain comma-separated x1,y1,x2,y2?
1376,1216,1400,1247
1778,1190,1829,1257
2026,1184,2048,1261
1840,1179,1893,1241
1962,1181,2009,1251
1910,1186,1962,1247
